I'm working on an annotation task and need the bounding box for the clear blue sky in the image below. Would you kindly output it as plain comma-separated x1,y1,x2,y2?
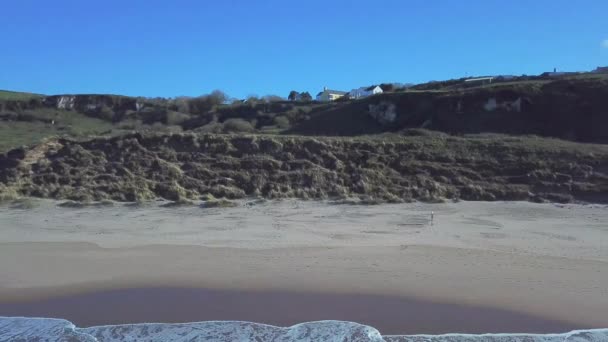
2,0,607,99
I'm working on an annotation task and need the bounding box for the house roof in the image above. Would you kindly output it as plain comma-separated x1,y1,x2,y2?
318,89,347,96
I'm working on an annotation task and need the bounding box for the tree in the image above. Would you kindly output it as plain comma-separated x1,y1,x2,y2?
288,90,299,101
223,118,255,133
379,83,395,92
246,95,259,102
263,95,284,103
300,92,312,102
187,90,228,114
207,90,228,106
172,96,191,113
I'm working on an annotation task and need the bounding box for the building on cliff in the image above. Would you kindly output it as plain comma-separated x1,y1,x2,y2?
316,87,347,102
592,66,608,74
348,85,383,100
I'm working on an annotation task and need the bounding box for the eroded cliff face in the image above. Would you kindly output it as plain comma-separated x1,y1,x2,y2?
1,133,607,203
357,78,608,143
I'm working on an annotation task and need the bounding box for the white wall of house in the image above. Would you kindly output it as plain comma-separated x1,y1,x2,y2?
371,86,383,95
349,86,383,99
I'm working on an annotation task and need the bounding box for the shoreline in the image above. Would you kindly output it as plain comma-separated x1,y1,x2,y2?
1,200,607,334
0,286,588,335
1,241,607,333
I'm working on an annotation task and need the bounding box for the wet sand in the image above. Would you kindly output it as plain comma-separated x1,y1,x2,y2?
0,287,585,335
0,200,607,334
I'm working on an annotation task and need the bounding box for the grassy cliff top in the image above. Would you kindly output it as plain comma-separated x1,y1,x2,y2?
0,90,44,101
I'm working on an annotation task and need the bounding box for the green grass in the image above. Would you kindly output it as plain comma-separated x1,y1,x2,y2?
470,79,551,90
0,121,55,152
0,109,114,152
563,73,608,81
0,90,44,101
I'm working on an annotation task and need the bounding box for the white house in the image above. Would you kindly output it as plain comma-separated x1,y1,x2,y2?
348,85,383,100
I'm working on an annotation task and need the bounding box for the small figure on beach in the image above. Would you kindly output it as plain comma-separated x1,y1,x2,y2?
430,211,434,225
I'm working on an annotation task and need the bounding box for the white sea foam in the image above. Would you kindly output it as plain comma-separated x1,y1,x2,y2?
0,317,97,341
80,320,384,342
1,317,607,342
383,329,608,341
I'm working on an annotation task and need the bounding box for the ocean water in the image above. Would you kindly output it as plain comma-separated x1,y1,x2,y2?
1,317,607,342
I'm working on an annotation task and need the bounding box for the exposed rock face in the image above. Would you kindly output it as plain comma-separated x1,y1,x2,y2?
368,101,397,125
1,133,606,203
43,94,141,121
56,96,76,110
483,97,521,112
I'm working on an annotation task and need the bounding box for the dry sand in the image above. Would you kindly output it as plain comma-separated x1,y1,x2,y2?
0,200,607,333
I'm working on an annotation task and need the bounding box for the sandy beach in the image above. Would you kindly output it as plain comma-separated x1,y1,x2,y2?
0,200,607,334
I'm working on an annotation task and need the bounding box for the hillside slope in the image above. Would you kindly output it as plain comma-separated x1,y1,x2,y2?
1,132,607,203
290,75,608,143
2,75,608,147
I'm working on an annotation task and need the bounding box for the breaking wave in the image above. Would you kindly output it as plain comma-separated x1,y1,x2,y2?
1,317,607,341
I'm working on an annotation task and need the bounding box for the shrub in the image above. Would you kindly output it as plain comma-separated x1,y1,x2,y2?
200,193,217,201
140,108,168,124
245,95,259,106
117,119,143,130
273,115,290,129
188,90,228,114
172,97,191,113
0,185,19,203
207,90,228,105
300,92,313,102
263,95,284,103
223,118,255,133
98,105,116,121
166,111,191,126
150,122,183,133
195,121,224,133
